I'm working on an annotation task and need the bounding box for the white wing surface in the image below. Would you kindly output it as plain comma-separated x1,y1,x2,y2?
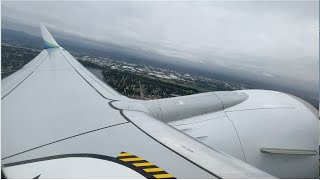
1,24,276,179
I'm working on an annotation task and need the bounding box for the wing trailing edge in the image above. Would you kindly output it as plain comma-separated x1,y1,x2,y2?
40,23,60,49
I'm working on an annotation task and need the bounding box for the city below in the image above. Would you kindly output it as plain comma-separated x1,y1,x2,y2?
2,42,246,100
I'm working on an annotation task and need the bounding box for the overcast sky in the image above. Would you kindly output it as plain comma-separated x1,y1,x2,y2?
2,1,319,94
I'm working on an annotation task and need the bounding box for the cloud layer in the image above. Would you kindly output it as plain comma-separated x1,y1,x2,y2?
2,1,319,93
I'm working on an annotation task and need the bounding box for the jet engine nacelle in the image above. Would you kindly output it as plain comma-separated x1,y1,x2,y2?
111,90,318,178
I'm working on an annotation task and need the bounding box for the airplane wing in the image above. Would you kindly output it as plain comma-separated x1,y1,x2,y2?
1,24,275,178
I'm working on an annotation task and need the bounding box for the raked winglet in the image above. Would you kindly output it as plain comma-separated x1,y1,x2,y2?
40,23,60,49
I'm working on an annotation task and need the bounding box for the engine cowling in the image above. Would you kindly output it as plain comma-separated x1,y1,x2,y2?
168,90,319,178
111,90,318,178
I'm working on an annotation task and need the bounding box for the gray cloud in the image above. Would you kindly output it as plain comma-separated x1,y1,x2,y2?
2,1,319,93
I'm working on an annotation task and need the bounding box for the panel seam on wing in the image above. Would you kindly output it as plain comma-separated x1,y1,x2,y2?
58,49,120,100
1,50,52,100
2,122,129,161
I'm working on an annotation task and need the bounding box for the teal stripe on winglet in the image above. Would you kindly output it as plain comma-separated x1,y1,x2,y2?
44,41,59,49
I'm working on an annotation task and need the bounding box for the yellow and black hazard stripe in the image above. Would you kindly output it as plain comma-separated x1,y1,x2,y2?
117,152,176,179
